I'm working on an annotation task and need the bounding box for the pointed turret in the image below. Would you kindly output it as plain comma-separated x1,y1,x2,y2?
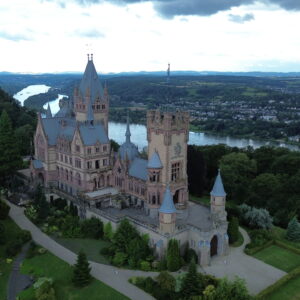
46,103,52,118
125,113,131,143
159,185,176,214
159,184,176,234
210,169,226,197
210,169,227,220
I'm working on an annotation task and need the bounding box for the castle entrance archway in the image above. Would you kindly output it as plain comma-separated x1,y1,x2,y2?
210,235,218,257
38,173,44,185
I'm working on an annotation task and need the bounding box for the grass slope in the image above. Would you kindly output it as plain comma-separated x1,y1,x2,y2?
0,217,24,300
18,251,129,300
253,244,300,272
53,237,110,264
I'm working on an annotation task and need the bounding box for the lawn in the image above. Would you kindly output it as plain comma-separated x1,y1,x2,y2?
18,251,129,300
53,237,110,264
189,194,210,206
253,245,300,272
271,226,300,250
268,275,300,300
0,217,24,300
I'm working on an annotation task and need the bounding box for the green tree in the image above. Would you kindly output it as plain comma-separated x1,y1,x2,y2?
103,222,114,241
72,250,92,287
0,110,22,185
127,237,151,268
228,217,239,244
156,271,176,291
0,222,5,244
15,124,34,156
180,259,202,298
213,277,252,300
110,139,120,152
35,280,56,300
286,216,300,242
113,219,139,253
80,217,103,239
220,152,257,202
167,239,181,272
0,199,10,220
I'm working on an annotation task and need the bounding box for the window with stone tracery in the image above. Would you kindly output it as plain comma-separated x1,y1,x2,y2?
171,162,181,181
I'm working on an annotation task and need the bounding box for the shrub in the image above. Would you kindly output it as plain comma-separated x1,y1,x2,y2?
6,239,22,257
0,200,10,219
53,198,67,210
239,204,273,230
157,258,167,271
72,251,92,287
140,260,151,271
35,278,56,300
103,222,114,241
27,241,38,258
17,230,32,243
184,247,198,264
80,217,104,239
156,271,176,291
0,222,5,244
228,217,239,244
112,252,127,267
100,246,115,257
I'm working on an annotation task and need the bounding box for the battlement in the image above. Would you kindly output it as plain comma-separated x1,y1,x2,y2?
147,110,189,132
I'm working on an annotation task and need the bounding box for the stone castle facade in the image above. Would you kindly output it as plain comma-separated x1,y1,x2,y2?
31,56,229,266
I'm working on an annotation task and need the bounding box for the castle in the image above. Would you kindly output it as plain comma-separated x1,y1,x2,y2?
31,55,229,266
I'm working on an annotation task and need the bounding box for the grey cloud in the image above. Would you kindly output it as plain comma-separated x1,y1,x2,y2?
75,29,105,38
44,0,300,17
228,13,255,23
0,31,32,42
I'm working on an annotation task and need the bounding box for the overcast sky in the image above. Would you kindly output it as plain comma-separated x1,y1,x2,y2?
1,0,300,73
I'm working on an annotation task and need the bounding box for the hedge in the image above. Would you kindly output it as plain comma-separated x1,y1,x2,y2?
244,240,274,255
274,240,300,256
257,266,300,299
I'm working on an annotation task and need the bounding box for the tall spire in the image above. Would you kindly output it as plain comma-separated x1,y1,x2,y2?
46,103,52,118
210,169,226,197
125,112,131,143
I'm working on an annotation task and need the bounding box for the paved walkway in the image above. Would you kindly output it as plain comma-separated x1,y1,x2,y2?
7,243,33,300
202,227,287,294
7,202,155,300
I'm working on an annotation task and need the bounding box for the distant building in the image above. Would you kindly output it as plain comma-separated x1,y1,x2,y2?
31,56,228,266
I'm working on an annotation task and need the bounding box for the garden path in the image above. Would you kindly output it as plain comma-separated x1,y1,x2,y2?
7,242,33,300
7,202,155,300
201,227,287,294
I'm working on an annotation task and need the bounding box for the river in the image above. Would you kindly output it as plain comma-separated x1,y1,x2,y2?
13,85,300,151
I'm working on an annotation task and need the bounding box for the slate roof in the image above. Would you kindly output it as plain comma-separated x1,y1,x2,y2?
159,185,176,214
41,117,108,146
148,151,163,168
128,158,148,181
79,123,109,145
32,159,43,169
210,169,226,197
79,59,104,103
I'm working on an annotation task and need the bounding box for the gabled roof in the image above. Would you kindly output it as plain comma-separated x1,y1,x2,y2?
128,158,148,181
159,185,176,214
79,59,104,103
210,169,226,197
148,151,163,168
78,123,109,145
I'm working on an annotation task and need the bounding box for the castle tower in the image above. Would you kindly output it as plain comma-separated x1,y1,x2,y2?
210,169,227,221
147,109,189,210
159,185,176,234
74,54,109,133
46,103,52,118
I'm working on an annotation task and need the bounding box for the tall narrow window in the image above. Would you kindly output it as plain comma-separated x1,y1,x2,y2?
171,162,180,181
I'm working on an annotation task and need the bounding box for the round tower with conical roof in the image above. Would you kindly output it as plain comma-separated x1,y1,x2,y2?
210,169,227,221
159,185,176,234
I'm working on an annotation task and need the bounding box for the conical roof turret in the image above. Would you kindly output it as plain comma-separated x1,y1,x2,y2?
159,184,176,214
148,151,163,168
210,169,226,197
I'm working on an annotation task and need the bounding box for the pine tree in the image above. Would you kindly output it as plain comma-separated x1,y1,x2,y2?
0,110,22,185
72,250,92,287
286,216,300,242
167,239,181,272
228,217,239,244
180,259,202,298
